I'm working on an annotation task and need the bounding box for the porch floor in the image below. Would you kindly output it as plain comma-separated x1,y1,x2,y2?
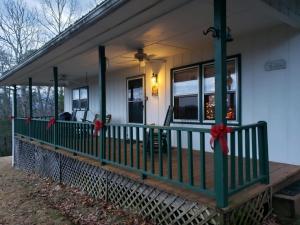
29,137,300,210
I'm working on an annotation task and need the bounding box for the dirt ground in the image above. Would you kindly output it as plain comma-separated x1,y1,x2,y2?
1,156,299,225
0,156,152,225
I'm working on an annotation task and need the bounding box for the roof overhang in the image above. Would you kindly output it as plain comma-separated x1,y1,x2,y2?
0,0,296,86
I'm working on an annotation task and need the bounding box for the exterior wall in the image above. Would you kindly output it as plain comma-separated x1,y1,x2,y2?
64,24,300,165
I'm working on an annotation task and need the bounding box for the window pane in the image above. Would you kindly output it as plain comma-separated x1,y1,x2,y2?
80,99,88,110
173,67,198,96
203,60,237,92
227,60,237,91
73,89,79,100
204,93,237,121
204,94,215,120
128,79,143,101
174,95,198,120
203,64,215,93
72,100,79,109
80,88,88,99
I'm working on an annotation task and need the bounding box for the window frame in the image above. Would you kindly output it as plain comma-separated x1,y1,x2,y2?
72,86,89,111
170,54,241,125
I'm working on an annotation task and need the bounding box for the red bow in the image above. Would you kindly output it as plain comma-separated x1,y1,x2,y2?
25,117,32,124
47,117,56,129
93,120,104,136
210,124,232,155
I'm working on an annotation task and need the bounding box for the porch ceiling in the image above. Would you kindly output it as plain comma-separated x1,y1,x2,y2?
0,0,287,86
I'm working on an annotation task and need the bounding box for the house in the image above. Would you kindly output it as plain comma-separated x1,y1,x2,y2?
1,0,300,224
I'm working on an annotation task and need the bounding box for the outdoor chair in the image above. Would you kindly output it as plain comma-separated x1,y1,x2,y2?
146,105,173,152
76,110,88,122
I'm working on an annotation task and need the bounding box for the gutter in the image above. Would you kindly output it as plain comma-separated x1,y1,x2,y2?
0,0,129,82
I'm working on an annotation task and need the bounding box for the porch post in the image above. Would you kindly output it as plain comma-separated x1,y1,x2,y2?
13,85,17,118
98,45,106,163
11,85,17,166
53,67,59,120
53,67,59,148
28,77,33,138
214,0,228,208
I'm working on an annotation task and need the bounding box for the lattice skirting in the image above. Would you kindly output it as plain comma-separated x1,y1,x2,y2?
14,137,272,225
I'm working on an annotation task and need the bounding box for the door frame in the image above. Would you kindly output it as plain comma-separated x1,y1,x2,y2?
126,74,146,124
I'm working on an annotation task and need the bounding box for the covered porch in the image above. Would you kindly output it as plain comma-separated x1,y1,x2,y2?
2,0,300,216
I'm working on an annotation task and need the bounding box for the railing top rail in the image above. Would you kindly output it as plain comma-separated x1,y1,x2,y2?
230,122,265,131
16,117,265,132
107,123,212,133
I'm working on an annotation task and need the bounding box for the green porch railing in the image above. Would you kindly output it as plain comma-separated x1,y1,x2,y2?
14,118,269,206
15,118,99,160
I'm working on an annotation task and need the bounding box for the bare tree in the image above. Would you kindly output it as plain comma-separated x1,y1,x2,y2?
0,0,41,64
39,0,78,38
0,47,12,76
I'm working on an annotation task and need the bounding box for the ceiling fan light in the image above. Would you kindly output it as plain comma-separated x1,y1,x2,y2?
140,60,146,67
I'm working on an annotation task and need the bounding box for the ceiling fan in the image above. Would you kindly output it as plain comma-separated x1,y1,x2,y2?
118,48,165,67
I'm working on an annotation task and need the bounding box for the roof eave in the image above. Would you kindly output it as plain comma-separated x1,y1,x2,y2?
0,0,128,84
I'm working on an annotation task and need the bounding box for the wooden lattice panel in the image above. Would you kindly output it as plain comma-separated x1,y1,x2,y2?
14,137,272,225
225,188,272,225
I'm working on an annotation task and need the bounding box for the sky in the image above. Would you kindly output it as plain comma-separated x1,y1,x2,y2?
24,0,99,16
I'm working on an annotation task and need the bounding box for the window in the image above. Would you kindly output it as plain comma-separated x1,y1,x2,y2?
72,87,89,110
202,59,239,123
171,55,240,124
172,66,199,121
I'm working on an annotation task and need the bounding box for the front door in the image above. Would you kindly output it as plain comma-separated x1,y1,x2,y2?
127,76,145,124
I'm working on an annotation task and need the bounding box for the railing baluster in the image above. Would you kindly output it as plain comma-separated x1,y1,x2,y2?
86,124,90,155
95,124,99,158
123,126,127,165
84,124,87,154
187,131,194,186
149,128,154,174
142,127,147,177
252,127,258,178
200,132,206,189
136,127,140,169
167,130,172,180
129,126,133,167
238,130,244,186
177,130,182,183
108,126,111,161
77,123,80,152
113,126,116,162
158,129,163,177
91,124,94,156
258,125,264,178
245,128,251,182
117,126,121,164
230,131,236,190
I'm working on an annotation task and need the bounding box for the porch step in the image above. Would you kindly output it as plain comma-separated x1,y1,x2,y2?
273,180,300,218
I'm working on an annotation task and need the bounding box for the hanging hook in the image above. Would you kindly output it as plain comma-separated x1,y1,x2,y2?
203,26,233,42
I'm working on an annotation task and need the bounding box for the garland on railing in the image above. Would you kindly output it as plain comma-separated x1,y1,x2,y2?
47,117,56,129
210,124,232,155
93,120,104,136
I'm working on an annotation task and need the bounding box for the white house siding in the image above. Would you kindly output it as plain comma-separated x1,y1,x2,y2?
64,24,300,165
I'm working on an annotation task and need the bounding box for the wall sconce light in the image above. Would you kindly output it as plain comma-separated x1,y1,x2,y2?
151,73,158,96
